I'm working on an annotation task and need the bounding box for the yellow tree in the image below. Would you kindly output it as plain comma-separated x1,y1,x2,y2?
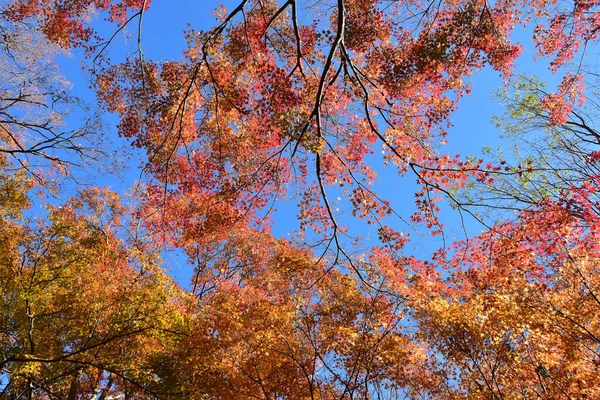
0,164,198,399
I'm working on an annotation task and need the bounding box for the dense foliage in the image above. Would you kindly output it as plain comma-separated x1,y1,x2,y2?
2,0,600,398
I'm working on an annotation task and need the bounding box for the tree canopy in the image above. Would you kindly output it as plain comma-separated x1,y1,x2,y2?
2,0,600,398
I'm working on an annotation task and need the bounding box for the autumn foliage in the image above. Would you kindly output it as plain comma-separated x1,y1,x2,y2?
2,0,600,398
